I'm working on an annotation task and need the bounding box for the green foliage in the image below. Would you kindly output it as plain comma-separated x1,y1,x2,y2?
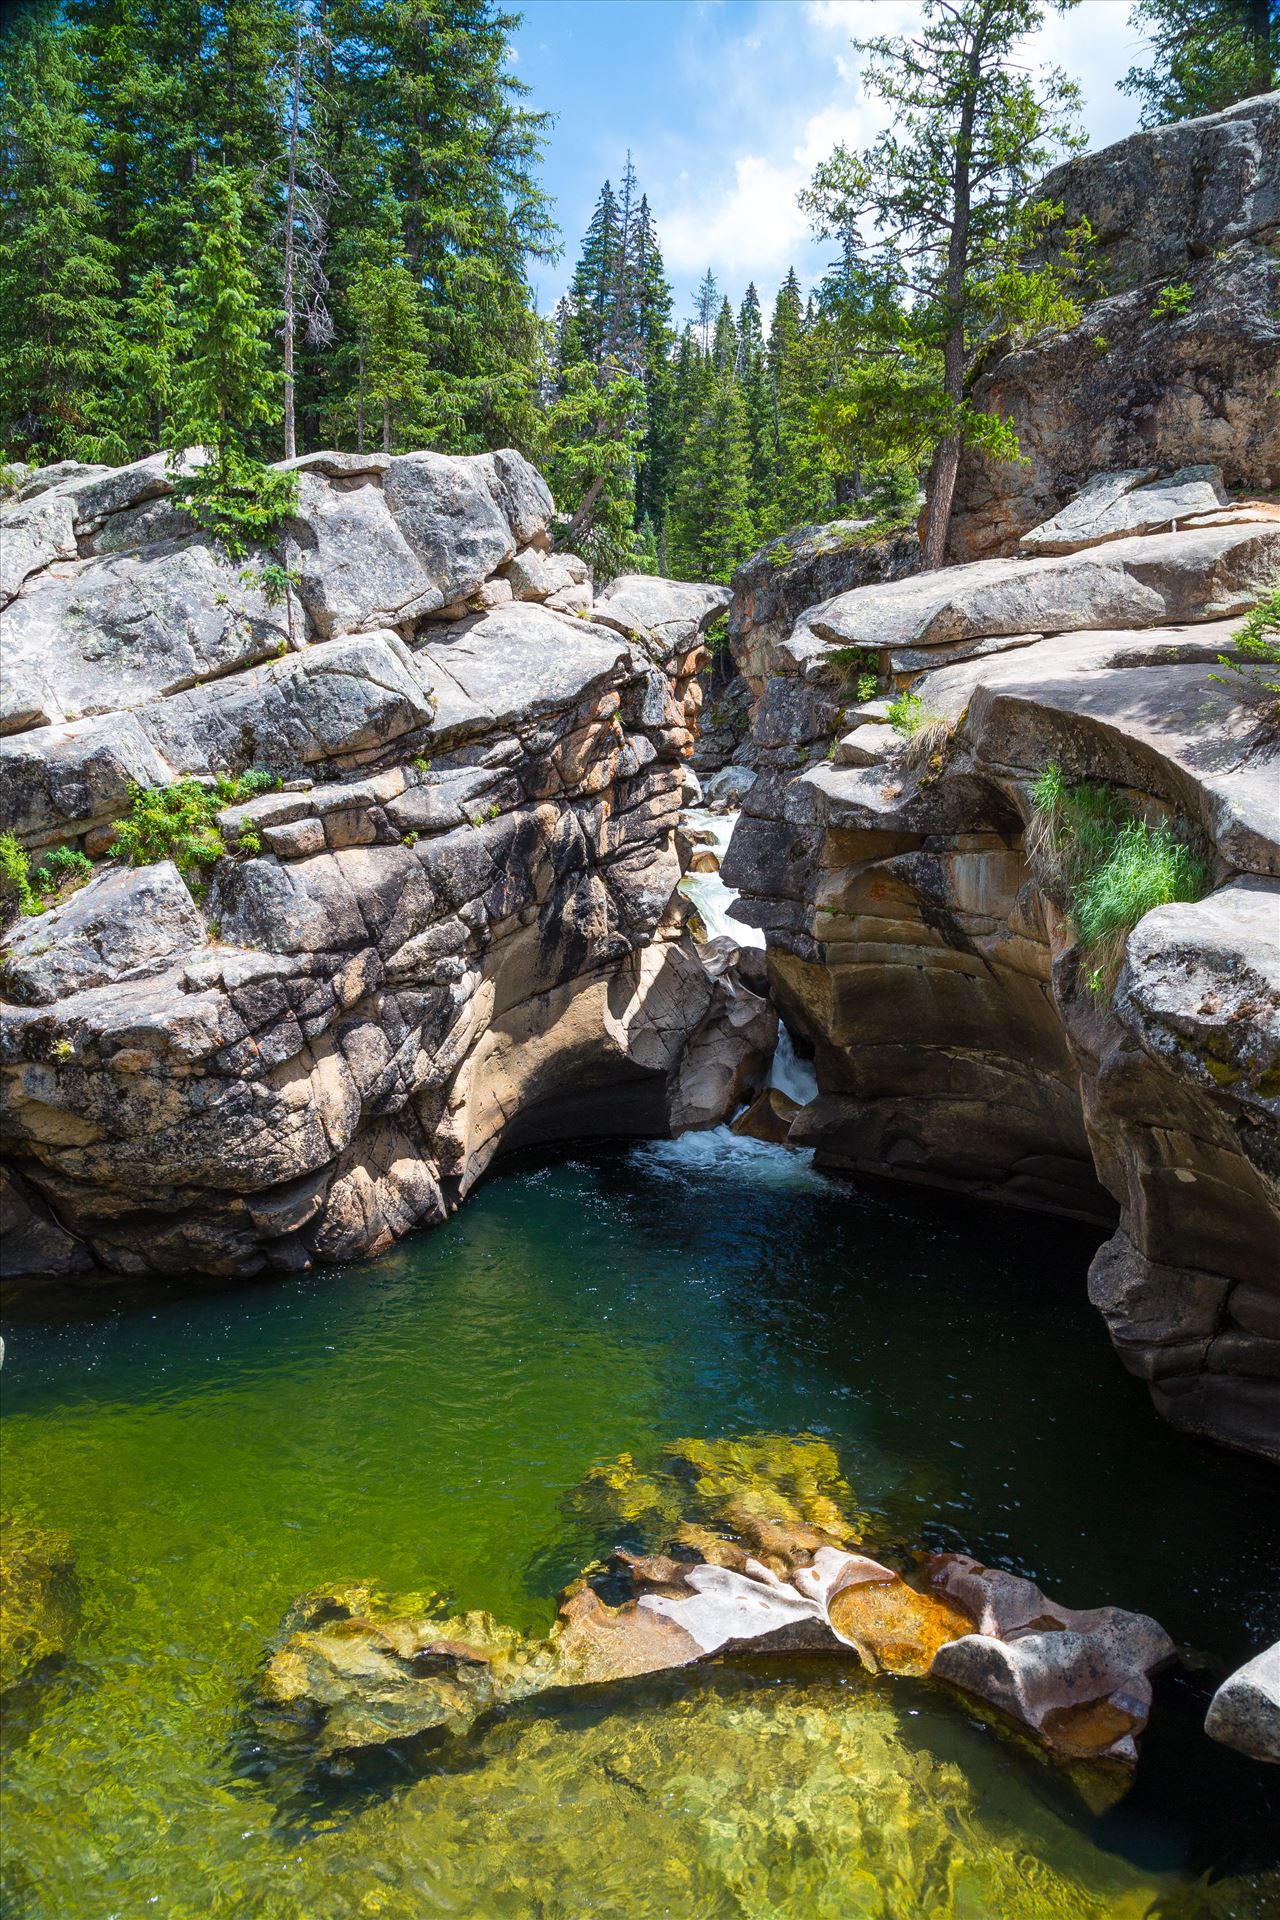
766,544,793,571
240,561,301,606
856,673,879,703
799,0,1085,565
1151,282,1193,319
0,7,121,462
32,845,92,899
703,612,730,658
887,691,926,735
1120,0,1278,126
0,833,41,919
1029,762,1211,989
0,834,94,920
348,198,432,454
668,364,757,584
1210,580,1280,723
110,769,280,877
1075,820,1210,955
167,172,297,555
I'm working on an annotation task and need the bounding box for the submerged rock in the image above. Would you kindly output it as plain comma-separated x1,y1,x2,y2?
927,1555,1176,1765
0,1512,77,1695
253,1434,1176,1783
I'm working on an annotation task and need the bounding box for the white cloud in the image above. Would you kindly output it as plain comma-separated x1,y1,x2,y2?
649,0,1152,304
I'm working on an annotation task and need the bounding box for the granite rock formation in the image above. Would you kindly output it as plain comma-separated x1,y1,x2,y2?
1205,1641,1280,1763
722,493,1280,1460
950,91,1280,562
0,450,761,1282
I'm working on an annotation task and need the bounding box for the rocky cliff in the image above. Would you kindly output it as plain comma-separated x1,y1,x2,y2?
950,91,1280,561
717,100,1280,1464
724,467,1280,1461
0,449,768,1283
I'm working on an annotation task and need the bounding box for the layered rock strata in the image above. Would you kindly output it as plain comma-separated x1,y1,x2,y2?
723,500,1280,1459
693,518,920,777
950,91,1280,561
0,452,761,1281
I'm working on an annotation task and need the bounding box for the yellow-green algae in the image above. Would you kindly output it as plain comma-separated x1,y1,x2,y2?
2,1147,1277,1917
0,1511,76,1694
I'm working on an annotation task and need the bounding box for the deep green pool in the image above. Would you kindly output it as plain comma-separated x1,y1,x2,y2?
2,1132,1277,1919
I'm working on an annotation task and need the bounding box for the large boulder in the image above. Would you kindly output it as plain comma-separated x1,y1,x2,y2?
728,520,919,695
724,507,1280,1459
0,451,743,1283
950,93,1280,561
786,520,1280,680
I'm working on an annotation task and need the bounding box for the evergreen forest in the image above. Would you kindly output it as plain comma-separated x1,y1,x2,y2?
1,0,1275,581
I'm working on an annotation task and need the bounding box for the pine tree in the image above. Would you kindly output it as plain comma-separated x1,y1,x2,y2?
737,283,772,522
349,201,431,453
569,180,623,369
693,268,719,356
669,366,755,584
711,298,738,376
800,0,1084,566
633,192,677,531
117,270,178,453
354,0,556,453
1120,0,1276,124
0,8,121,461
169,170,296,553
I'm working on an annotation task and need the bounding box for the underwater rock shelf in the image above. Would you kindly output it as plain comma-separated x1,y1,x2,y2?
254,1434,1175,1786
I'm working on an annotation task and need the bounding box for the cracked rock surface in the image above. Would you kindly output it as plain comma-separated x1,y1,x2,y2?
0,449,760,1282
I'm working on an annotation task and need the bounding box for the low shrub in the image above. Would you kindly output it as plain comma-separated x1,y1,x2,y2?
32,845,92,899
0,836,93,920
886,689,958,771
110,768,280,879
0,832,40,918
1030,761,1211,990
1210,580,1280,728
1151,281,1193,319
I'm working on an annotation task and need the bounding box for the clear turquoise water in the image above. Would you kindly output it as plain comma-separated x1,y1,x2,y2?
2,1132,1277,1919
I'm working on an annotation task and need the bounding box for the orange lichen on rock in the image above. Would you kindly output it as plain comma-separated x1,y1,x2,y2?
828,1569,973,1678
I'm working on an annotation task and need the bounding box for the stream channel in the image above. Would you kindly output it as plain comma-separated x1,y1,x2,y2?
1,813,1277,1919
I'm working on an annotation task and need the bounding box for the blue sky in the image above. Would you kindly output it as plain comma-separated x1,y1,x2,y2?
511,0,1156,324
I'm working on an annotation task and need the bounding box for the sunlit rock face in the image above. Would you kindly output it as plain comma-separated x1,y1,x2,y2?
0,450,760,1282
722,497,1280,1461
949,92,1280,562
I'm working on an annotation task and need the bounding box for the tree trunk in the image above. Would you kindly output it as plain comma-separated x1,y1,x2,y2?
356,343,365,454
1248,0,1273,95
382,399,391,455
920,36,978,572
564,472,606,542
281,2,304,461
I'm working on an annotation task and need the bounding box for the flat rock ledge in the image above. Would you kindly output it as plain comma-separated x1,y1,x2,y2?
0,451,754,1283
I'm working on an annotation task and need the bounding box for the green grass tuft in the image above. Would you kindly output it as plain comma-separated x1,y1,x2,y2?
1029,761,1210,992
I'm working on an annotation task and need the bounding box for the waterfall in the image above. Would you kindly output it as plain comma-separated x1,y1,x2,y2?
768,1023,817,1106
678,807,765,949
